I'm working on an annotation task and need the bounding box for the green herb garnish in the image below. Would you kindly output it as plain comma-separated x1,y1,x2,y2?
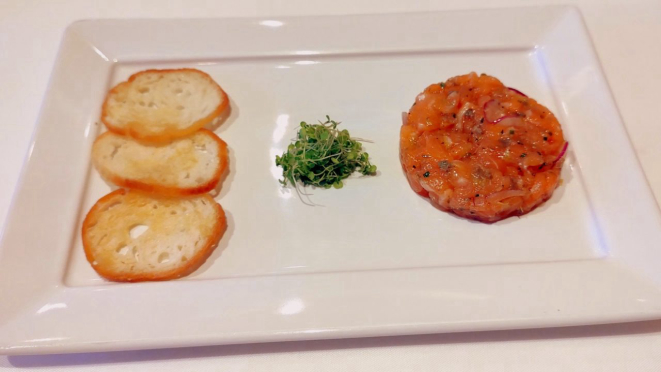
275,116,377,194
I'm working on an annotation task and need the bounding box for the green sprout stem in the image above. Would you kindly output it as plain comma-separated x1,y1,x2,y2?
275,116,377,198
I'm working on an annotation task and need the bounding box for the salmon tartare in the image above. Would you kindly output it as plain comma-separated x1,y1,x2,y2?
400,72,568,222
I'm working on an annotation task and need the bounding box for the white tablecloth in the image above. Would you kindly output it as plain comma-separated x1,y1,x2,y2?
1,0,660,370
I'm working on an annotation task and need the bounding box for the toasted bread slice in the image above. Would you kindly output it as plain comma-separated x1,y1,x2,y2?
92,129,228,196
82,189,226,282
101,68,229,143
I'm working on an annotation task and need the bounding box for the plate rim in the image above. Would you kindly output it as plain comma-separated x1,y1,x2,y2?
2,5,661,355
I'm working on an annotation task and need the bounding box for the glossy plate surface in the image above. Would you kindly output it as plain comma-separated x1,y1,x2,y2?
2,6,661,355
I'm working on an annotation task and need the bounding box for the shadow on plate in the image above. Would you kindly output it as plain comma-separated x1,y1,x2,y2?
8,319,661,368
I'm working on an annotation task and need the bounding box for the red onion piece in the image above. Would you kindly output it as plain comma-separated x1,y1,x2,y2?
493,115,523,126
507,87,528,97
484,100,526,125
482,99,523,126
552,142,569,165
483,99,507,123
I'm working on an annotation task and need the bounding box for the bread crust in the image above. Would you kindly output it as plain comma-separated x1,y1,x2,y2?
101,68,229,144
82,189,227,282
92,129,228,197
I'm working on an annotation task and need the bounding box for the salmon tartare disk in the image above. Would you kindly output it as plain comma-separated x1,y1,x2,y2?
400,72,568,222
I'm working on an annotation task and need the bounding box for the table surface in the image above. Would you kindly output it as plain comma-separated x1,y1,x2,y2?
1,0,660,370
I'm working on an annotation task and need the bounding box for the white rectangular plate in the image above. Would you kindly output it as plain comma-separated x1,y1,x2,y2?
2,6,661,355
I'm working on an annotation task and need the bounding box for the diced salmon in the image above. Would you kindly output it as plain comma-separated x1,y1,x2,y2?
400,72,567,222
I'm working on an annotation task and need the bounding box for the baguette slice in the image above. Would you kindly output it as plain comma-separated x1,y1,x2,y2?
92,129,228,196
82,189,226,282
101,68,229,143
